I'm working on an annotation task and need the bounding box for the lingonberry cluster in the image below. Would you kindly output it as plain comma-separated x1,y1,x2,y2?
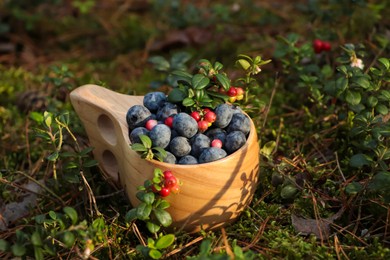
312,39,331,54
220,86,245,103
151,170,180,197
190,108,217,133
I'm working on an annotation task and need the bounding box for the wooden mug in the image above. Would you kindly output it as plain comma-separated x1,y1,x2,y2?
70,84,260,232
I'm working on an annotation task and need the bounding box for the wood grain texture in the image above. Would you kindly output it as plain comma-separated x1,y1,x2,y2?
70,84,260,232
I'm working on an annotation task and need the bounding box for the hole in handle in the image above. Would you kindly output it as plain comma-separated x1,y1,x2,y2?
98,114,117,146
102,150,119,183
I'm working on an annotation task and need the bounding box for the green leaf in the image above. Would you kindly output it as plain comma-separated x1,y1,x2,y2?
125,208,138,222
281,185,298,199
170,52,192,69
146,221,161,234
192,74,210,90
63,206,78,225
182,97,195,107
376,104,389,115
136,203,152,220
83,159,98,168
345,182,363,194
236,59,251,70
11,243,26,257
368,171,390,191
47,151,59,161
31,231,43,246
353,76,371,89
215,73,230,90
345,90,361,106
261,141,276,157
79,146,94,156
139,134,152,149
366,96,378,108
153,208,172,227
378,57,390,70
131,143,148,152
62,231,75,248
335,77,348,95
34,246,44,260
349,153,372,168
49,211,57,220
43,111,52,127
379,90,390,102
149,248,162,259
214,61,223,71
156,200,170,209
168,88,186,103
143,192,155,205
0,239,9,251
92,217,105,230
155,234,175,249
30,112,44,123
171,70,193,82
148,56,170,71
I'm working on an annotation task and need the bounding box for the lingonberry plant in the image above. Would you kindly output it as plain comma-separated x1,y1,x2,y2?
130,134,167,161
125,168,180,259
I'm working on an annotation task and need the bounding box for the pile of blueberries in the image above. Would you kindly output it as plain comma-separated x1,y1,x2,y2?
126,92,251,164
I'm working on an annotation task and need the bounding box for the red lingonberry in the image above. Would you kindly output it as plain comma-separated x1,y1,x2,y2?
313,39,323,54
164,116,174,128
204,111,216,123
164,176,178,189
236,95,244,101
227,87,237,97
228,96,237,103
163,170,173,179
145,119,158,131
322,41,331,51
236,87,244,96
202,108,211,114
198,120,209,132
159,187,171,197
211,139,223,148
191,111,201,122
170,184,180,194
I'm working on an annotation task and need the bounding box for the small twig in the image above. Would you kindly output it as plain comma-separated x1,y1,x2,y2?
15,171,65,205
79,170,102,216
221,228,234,258
94,189,124,199
334,152,346,182
166,236,204,257
262,74,279,129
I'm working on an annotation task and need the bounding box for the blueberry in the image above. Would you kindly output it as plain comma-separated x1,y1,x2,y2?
129,127,149,144
172,113,198,138
190,133,210,158
231,105,244,114
163,151,177,164
205,128,227,143
178,155,198,165
227,113,251,135
157,102,179,121
169,136,191,157
214,104,233,128
149,124,171,148
126,105,152,130
225,131,246,154
198,147,227,163
143,92,167,112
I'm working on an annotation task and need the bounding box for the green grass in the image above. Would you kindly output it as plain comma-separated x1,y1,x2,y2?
0,1,389,259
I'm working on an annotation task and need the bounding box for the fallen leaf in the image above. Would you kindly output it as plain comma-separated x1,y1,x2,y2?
291,208,344,239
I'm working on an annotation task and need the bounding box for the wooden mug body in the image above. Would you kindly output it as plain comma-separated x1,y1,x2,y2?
70,84,260,232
